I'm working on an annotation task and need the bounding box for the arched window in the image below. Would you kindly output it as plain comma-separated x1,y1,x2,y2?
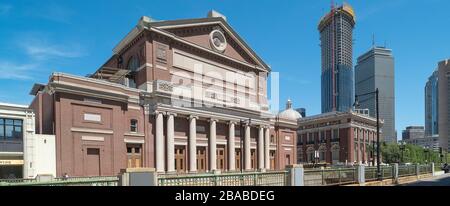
126,56,140,88
306,147,314,163
128,56,140,72
319,146,326,162
297,147,304,163
331,145,340,164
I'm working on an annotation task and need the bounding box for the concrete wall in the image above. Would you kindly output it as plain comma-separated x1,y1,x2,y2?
24,134,56,178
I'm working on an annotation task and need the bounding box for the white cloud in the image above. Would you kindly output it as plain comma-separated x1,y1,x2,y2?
0,61,40,80
20,39,84,60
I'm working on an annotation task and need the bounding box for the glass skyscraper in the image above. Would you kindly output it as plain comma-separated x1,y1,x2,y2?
425,70,439,138
318,4,356,113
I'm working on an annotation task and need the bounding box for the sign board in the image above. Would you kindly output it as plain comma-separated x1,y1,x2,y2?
0,160,24,165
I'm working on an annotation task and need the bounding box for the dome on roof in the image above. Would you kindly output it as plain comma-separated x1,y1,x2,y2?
278,99,302,121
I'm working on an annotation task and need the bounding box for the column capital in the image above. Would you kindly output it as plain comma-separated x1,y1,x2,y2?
188,115,199,120
228,121,237,125
260,125,270,129
154,110,165,115
165,112,177,117
208,118,219,123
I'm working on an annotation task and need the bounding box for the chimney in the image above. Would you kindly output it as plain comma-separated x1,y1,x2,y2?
207,10,227,21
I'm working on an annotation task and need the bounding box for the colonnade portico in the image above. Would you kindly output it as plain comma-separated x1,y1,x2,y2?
154,111,272,173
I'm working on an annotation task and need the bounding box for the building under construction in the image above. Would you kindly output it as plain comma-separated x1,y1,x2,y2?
318,3,356,113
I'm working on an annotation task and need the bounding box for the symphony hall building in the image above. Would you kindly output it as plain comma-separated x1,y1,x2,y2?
29,11,298,177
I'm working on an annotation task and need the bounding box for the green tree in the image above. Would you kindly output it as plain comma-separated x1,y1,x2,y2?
380,143,446,164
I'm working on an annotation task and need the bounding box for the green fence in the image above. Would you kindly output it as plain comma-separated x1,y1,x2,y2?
419,164,432,175
398,165,417,177
0,176,119,186
304,168,357,186
158,171,288,186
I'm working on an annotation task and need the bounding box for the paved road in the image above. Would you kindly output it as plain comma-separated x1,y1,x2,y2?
402,173,450,186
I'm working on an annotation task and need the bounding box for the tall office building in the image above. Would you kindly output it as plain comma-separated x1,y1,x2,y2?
438,59,450,151
425,70,439,138
355,47,396,143
295,108,306,118
318,3,356,113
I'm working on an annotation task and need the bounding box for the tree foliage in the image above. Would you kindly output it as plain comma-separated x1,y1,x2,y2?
380,142,449,164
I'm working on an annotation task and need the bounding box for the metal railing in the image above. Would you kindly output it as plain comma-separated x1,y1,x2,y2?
419,164,432,175
398,165,417,177
304,168,357,186
158,171,288,186
0,176,119,186
365,167,378,181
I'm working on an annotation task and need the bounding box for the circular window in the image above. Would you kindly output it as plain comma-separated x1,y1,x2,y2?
209,29,227,52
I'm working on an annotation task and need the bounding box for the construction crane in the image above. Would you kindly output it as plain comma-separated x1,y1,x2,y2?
330,0,336,111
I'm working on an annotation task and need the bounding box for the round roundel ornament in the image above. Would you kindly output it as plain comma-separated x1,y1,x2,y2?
209,29,227,53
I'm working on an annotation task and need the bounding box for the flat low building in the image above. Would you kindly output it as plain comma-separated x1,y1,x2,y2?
0,103,55,179
403,135,440,152
297,110,382,166
29,11,297,177
402,126,425,141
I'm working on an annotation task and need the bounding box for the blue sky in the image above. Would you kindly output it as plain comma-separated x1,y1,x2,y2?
0,0,449,140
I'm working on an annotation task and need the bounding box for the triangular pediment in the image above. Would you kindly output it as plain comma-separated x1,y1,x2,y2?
149,18,270,72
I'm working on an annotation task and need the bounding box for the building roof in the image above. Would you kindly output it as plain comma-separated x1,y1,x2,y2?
298,110,381,125
110,12,270,72
278,99,302,121
29,83,46,96
0,102,28,108
356,46,393,63
318,3,356,31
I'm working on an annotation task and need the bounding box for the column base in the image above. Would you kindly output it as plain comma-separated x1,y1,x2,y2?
166,170,177,175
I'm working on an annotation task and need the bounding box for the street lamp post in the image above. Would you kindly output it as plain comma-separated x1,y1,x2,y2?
424,146,429,164
400,142,406,163
354,88,381,180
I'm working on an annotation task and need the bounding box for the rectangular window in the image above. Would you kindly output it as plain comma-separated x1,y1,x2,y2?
320,131,325,142
333,129,339,140
130,119,138,133
0,118,23,140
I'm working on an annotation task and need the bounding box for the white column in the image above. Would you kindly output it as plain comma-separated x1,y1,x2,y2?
228,121,236,171
189,116,198,173
265,127,270,170
155,112,165,173
166,113,176,173
209,119,217,171
258,126,264,169
245,124,251,171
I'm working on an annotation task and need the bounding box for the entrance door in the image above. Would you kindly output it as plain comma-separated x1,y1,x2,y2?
175,146,186,173
86,148,101,176
235,149,241,171
216,146,226,171
196,147,207,172
0,165,23,179
270,151,276,170
250,149,256,170
126,144,142,168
